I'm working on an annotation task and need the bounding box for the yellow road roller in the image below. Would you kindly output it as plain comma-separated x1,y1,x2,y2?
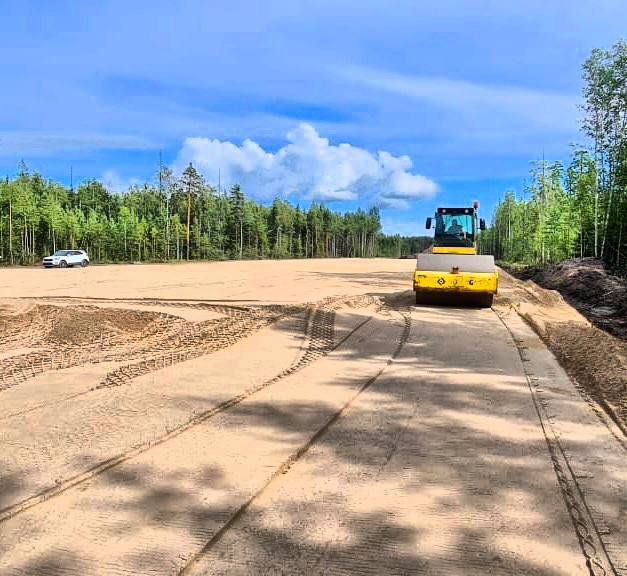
414,203,498,307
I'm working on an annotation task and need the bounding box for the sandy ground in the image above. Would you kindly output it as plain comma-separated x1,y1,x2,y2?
0,259,624,575
0,259,410,302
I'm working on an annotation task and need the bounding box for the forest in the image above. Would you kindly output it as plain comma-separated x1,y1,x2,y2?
0,162,427,264
484,40,627,272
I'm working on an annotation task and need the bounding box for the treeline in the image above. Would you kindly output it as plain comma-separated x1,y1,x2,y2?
0,162,418,264
377,235,431,257
485,40,627,271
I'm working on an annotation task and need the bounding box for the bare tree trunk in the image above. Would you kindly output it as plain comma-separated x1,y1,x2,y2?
600,180,613,259
166,197,170,260
186,189,191,261
617,218,623,268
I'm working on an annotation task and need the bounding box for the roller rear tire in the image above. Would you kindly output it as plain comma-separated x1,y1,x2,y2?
478,293,494,308
415,291,440,306
415,290,494,308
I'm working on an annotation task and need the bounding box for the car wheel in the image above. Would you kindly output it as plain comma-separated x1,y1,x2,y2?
59,260,68,268
81,259,89,267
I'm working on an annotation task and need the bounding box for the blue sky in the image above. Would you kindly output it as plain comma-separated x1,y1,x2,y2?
1,0,625,234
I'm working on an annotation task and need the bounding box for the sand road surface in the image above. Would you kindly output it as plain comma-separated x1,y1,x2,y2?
0,259,624,575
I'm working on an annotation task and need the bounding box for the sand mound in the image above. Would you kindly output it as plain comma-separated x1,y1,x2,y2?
47,306,172,345
0,304,176,348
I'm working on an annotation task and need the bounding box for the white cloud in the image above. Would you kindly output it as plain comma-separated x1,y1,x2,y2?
102,170,141,193
174,123,437,209
340,65,579,132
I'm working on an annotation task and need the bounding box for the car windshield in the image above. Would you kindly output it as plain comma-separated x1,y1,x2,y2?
434,213,474,247
53,250,72,256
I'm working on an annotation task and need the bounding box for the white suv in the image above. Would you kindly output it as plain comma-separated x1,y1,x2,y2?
43,250,90,268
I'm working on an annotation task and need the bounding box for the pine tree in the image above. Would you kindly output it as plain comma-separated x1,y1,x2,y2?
180,163,204,260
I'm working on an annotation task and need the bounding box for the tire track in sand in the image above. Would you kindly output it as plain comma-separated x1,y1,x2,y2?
0,297,373,525
495,309,619,576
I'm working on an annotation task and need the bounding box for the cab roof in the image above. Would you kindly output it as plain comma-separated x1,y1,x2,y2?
436,207,475,215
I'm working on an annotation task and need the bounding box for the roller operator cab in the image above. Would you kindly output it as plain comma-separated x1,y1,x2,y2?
414,203,498,307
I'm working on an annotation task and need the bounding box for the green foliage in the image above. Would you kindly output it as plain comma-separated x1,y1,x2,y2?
376,235,431,257
484,157,594,264
486,39,627,271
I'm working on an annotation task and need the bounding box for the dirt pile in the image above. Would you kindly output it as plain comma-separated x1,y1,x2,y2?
507,258,627,339
0,303,176,348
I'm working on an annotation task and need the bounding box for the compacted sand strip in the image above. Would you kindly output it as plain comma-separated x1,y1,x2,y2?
0,312,403,576
496,307,626,575
185,306,590,576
